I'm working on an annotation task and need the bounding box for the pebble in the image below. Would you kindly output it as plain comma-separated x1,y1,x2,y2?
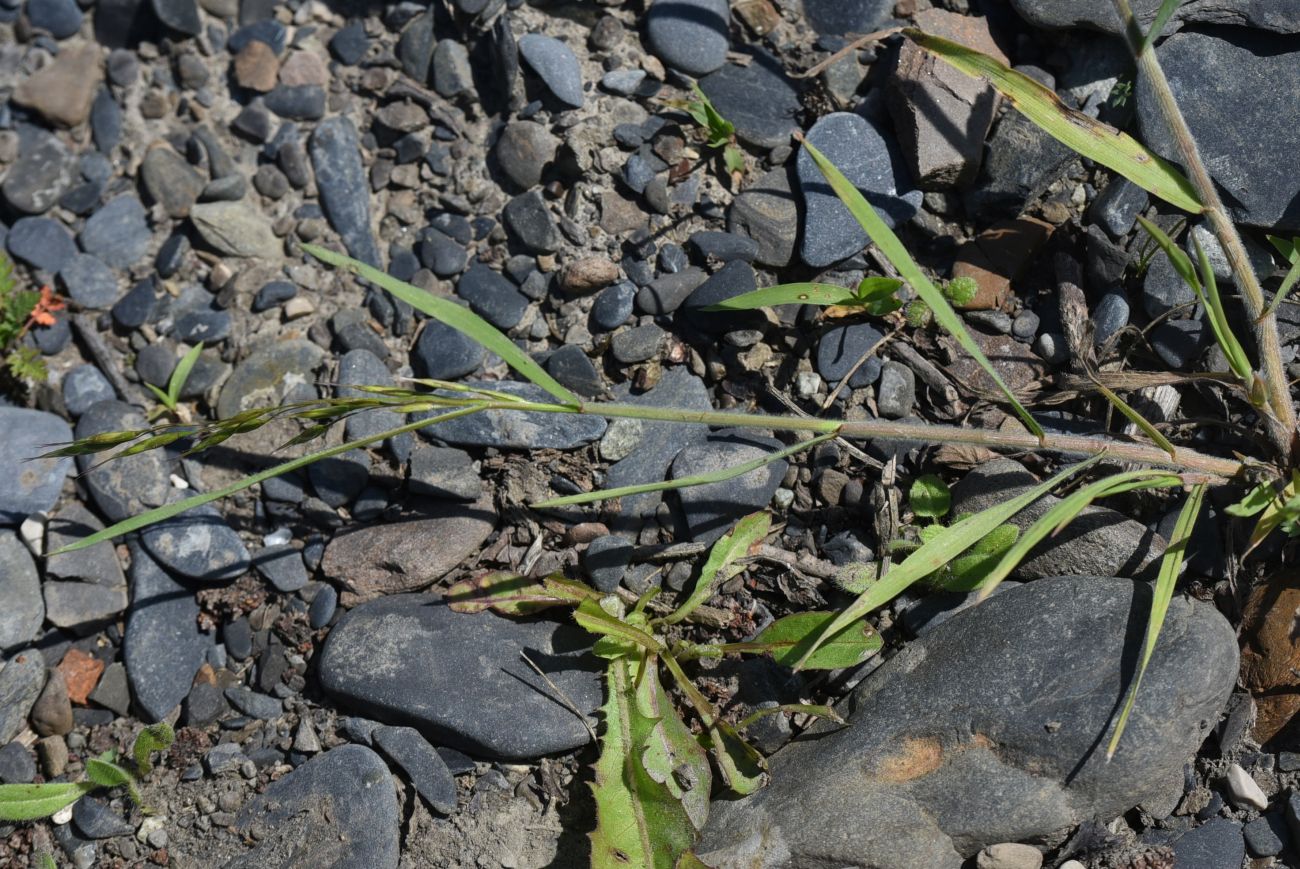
2,129,76,214
412,318,485,381
12,42,101,128
0,652,46,745
876,360,916,418
968,97,1075,218
216,339,323,420
699,576,1237,868
58,254,118,308
729,165,800,268
373,725,457,814
590,280,636,331
1142,250,1196,318
0,533,43,653
1171,817,1246,869
320,594,602,758
139,497,250,583
330,21,369,65
545,344,604,397
254,544,308,592
817,321,884,387
27,0,84,38
416,228,469,276
611,324,665,364
73,797,135,840
153,0,201,35
1088,178,1148,239
600,68,646,95
503,190,561,253
337,348,409,459
493,121,560,190
31,668,73,737
1091,291,1131,344
518,33,584,108
231,746,399,868
224,686,283,720
1225,762,1269,810
87,662,129,716
112,280,159,332
407,445,480,501
80,195,150,269
681,260,765,335
975,843,1042,869
0,740,37,784
310,116,381,266
7,216,78,273
797,113,922,267
308,584,337,629
418,382,606,449
124,542,210,721
802,0,892,34
264,84,327,121
645,0,729,76
672,431,789,544
252,279,297,312
636,266,707,315
432,39,473,98
189,200,281,259
583,535,634,593
1151,318,1207,371
456,263,529,329
0,407,72,525
1243,813,1287,857
560,256,619,295
698,50,800,149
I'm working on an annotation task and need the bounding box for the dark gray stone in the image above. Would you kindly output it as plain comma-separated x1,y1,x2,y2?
698,50,800,149
635,267,707,315
227,746,399,869
74,402,170,524
416,228,469,277
1093,291,1129,346
590,280,636,331
217,339,323,420
124,542,210,721
310,116,380,266
330,21,369,65
645,0,729,76
309,584,337,629
28,0,83,38
729,164,800,268
411,318,485,381
503,190,561,254
337,348,410,460
7,216,77,273
264,85,326,121
58,254,118,308
0,652,46,746
817,322,885,387
1142,249,1197,319
373,725,457,814
0,407,72,524
611,324,665,364
1089,178,1148,240
152,0,200,35
801,0,892,35
688,231,760,264
493,122,559,191
141,499,250,583
174,308,232,343
456,263,529,330
797,113,922,268
697,576,1238,869
1171,818,1246,869
80,196,150,270
73,797,134,839
876,360,916,418
950,458,1166,580
1244,813,1287,857
320,594,602,759
544,344,604,398
0,533,42,653
418,381,606,449
0,740,36,783
672,431,788,544
2,129,75,215
252,280,296,312
432,39,473,97
407,445,480,501
583,535,634,593
1151,318,1207,370
967,97,1077,219
1009,0,1300,35
224,686,282,719
254,544,308,592
681,260,765,334
62,368,119,417
518,33,584,109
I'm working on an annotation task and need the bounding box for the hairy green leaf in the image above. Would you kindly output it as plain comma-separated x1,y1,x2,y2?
85,753,133,789
445,572,597,615
575,599,664,657
0,782,95,821
908,30,1203,214
1245,470,1300,556
793,456,1102,669
1107,482,1205,759
719,611,881,670
736,703,845,730
662,512,770,626
909,474,951,520
1226,482,1275,518
659,653,766,795
133,722,175,777
303,244,580,408
801,138,1044,439
589,653,711,869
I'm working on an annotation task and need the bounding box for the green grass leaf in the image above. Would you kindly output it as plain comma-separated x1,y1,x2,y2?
1225,482,1275,518
168,341,205,405
661,512,771,626
800,138,1045,440
47,406,484,555
791,455,1103,670
445,572,597,615
700,282,859,311
736,703,845,729
533,432,833,508
302,243,580,408
1262,235,1300,322
976,469,1183,600
1091,379,1178,459
1141,0,1181,53
0,781,96,821
718,611,881,670
1107,482,1206,759
907,30,1203,214
589,653,711,869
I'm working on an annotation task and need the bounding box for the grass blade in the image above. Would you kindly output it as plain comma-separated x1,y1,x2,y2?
801,138,1045,440
791,455,1103,670
533,432,834,508
47,406,485,555
1192,236,1254,381
661,512,770,626
701,283,858,311
1262,235,1300,321
1107,482,1206,759
169,341,204,405
975,470,1184,601
302,243,580,409
1091,379,1178,459
1141,0,1181,53
718,611,881,670
736,703,845,730
907,30,1203,214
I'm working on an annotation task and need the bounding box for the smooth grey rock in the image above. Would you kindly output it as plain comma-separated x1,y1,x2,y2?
411,319,485,381
1171,817,1246,869
1138,27,1300,230
140,146,204,218
697,576,1238,868
681,260,765,335
28,0,84,39
590,280,636,331
373,725,457,814
7,216,77,273
645,0,729,76
518,33,584,108
189,201,280,259
0,533,42,653
493,121,559,190
950,458,1166,580
672,431,788,544
817,321,884,387
967,99,1076,218
73,797,134,839
797,113,922,267
456,263,529,330
729,165,800,268
80,195,150,269
124,542,210,722
503,190,561,253
802,0,893,34
2,129,75,215
1142,248,1197,318
545,343,604,398
224,685,282,719
0,407,72,524
0,740,36,783
337,348,410,460
74,402,170,524
217,340,323,420
418,381,606,449
58,254,119,308
320,594,602,759
877,360,916,418
635,267,708,316
698,50,800,149
407,445,480,501
1009,0,1300,35
253,544,308,592
432,39,473,98
1151,318,1207,370
310,116,380,266
227,746,399,869
0,652,46,745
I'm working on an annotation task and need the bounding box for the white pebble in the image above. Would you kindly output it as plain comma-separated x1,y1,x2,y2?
1059,862,1086,869
795,371,822,399
170,473,190,490
1225,762,1269,810
19,513,46,556
263,527,293,547
771,488,794,510
976,843,1043,869
52,804,74,825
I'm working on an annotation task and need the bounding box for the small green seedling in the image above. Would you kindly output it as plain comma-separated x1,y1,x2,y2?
1226,471,1300,556
903,276,978,328
892,474,1021,592
679,84,746,185
0,723,175,822
144,342,204,421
